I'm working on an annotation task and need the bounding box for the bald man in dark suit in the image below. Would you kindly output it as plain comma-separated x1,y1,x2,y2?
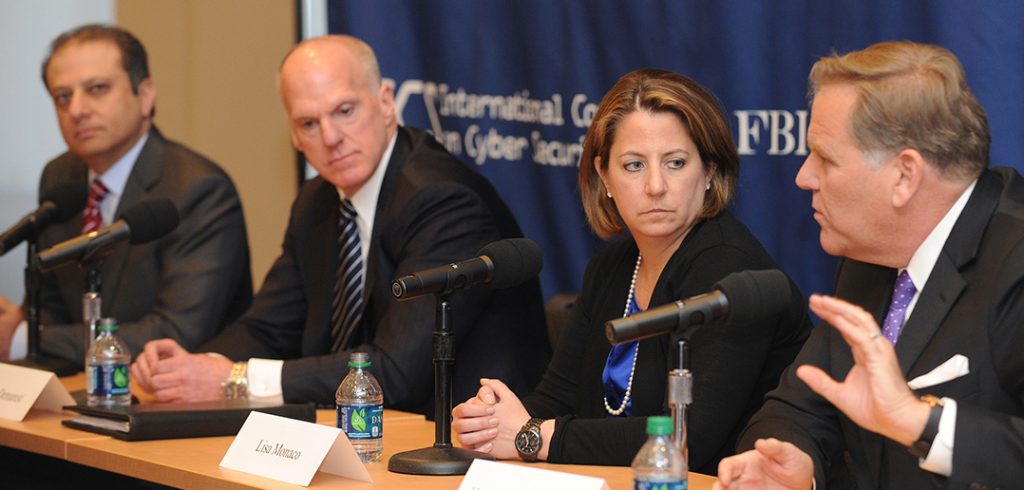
132,35,549,417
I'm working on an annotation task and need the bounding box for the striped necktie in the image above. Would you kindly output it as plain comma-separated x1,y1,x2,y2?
330,199,364,352
82,179,109,233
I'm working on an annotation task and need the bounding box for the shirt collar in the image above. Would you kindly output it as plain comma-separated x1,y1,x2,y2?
88,131,149,198
904,178,978,290
335,131,397,229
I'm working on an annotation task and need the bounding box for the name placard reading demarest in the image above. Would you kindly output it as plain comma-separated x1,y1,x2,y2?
219,411,371,486
0,363,75,421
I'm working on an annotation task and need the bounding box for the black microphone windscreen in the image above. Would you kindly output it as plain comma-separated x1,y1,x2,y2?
120,198,180,244
715,269,791,325
40,182,87,223
478,238,543,289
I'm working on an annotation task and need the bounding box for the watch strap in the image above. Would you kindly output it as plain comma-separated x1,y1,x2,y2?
221,361,249,400
515,417,544,461
907,395,943,458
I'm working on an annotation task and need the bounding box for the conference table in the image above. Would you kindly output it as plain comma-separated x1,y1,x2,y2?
0,374,717,489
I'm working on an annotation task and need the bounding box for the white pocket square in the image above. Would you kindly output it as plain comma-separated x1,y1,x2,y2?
907,354,970,390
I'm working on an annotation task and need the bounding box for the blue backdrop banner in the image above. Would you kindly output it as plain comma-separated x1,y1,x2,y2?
326,0,1024,302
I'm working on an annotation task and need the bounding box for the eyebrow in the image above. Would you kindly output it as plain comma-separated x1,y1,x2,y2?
50,77,112,93
616,148,691,159
805,130,829,157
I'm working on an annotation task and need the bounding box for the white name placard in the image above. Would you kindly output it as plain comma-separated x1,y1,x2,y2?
459,459,610,490
0,363,75,421
220,411,372,486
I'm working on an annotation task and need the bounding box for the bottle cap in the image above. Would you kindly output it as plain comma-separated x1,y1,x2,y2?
348,352,371,368
98,318,119,333
646,416,673,435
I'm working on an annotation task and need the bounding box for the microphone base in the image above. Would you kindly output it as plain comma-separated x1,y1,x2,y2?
387,445,494,475
9,353,80,376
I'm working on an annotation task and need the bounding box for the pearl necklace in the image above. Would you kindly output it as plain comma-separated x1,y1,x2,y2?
603,253,642,416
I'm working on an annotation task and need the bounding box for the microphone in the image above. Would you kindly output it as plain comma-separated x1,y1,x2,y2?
605,269,791,345
0,182,87,256
36,197,180,272
391,238,543,300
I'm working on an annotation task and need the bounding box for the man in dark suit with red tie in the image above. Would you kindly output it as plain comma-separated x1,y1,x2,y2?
0,25,251,366
715,41,1024,489
132,35,549,417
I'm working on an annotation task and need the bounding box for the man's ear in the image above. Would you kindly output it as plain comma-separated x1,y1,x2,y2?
379,83,396,127
891,149,926,208
137,78,156,118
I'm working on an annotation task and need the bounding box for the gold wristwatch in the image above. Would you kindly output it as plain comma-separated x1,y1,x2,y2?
221,361,249,400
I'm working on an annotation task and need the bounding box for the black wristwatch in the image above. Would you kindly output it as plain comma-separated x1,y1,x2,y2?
514,417,544,461
907,395,944,458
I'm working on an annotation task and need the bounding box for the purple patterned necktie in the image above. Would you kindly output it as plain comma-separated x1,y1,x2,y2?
881,270,916,344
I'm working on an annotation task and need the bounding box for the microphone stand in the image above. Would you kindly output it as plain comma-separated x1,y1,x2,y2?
82,262,103,371
388,293,494,475
12,239,79,376
26,239,41,356
667,339,693,457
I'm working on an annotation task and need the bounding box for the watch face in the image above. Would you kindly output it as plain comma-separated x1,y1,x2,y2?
223,382,247,400
515,428,541,453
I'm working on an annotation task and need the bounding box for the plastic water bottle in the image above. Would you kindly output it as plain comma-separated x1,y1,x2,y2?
336,352,383,463
86,318,131,407
633,416,687,490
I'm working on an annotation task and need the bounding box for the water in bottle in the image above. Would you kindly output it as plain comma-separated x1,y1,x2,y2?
633,416,687,490
86,318,131,407
336,352,384,463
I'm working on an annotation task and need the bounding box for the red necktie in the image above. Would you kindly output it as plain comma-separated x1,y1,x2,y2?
82,179,109,233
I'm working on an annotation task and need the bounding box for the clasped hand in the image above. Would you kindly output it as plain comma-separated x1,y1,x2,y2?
131,338,233,402
451,378,530,459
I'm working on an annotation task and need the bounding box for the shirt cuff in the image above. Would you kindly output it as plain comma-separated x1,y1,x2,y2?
247,357,285,403
10,320,28,361
918,397,956,476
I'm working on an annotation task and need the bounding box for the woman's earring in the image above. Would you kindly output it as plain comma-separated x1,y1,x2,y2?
705,182,711,191
606,190,612,198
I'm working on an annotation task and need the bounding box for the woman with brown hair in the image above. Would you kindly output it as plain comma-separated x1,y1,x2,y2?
453,68,811,473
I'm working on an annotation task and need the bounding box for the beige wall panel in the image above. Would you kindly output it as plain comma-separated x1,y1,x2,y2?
118,0,297,290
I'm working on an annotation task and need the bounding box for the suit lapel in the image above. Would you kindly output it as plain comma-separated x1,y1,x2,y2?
101,129,164,311
894,255,965,374
896,169,1000,374
364,128,412,318
308,183,338,350
41,159,90,319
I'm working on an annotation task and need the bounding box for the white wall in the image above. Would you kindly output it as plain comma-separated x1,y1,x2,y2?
0,1,114,303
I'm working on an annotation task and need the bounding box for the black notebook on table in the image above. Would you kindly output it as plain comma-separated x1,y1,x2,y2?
62,399,317,441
